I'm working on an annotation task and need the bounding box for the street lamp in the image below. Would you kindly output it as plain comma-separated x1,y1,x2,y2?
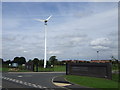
97,51,99,60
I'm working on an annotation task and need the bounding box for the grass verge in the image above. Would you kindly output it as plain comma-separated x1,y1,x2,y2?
2,67,31,72
2,67,9,72
34,65,66,72
64,75,118,88
53,65,66,72
2,65,66,72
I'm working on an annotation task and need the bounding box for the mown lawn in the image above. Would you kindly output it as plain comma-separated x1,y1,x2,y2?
34,65,66,72
64,75,119,88
53,65,66,72
0,68,2,71
2,65,66,72
112,64,119,70
112,73,119,82
2,67,31,72
2,67,9,72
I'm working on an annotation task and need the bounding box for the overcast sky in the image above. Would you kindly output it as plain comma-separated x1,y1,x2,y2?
2,2,118,61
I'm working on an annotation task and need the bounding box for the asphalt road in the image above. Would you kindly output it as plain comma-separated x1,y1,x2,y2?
2,72,66,89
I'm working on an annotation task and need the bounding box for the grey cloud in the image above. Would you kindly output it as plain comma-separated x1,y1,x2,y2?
90,37,115,50
2,3,118,60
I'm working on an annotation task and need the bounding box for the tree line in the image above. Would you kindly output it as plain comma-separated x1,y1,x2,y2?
2,57,26,65
1,56,65,66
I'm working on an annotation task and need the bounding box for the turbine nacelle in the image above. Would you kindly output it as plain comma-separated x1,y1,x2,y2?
34,15,52,25
44,20,48,25
45,20,48,23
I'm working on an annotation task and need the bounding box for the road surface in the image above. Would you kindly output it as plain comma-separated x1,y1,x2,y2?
2,72,66,89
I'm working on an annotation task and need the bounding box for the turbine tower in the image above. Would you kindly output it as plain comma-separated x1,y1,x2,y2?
34,15,52,68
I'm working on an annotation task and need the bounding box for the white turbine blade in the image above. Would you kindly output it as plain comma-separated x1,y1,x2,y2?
46,15,52,21
34,19,45,22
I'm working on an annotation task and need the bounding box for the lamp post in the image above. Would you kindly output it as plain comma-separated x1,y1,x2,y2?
97,51,99,60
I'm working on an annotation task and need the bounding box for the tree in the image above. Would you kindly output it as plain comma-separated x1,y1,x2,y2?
33,58,39,65
5,60,11,64
19,57,26,65
49,56,58,65
13,57,19,64
111,56,118,64
33,58,39,72
0,58,4,64
111,56,118,70
28,59,32,63
38,59,44,66
13,57,26,65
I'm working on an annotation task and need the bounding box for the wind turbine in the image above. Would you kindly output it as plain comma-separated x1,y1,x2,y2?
34,15,52,68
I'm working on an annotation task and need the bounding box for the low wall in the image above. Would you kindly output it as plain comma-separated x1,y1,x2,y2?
66,63,112,79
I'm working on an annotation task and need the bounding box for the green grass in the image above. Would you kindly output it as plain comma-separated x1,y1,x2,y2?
53,65,66,72
2,67,30,72
18,69,32,72
64,75,118,88
0,68,2,71
112,64,119,70
2,67,9,72
35,65,66,72
112,73,119,82
1,65,66,72
38,67,54,72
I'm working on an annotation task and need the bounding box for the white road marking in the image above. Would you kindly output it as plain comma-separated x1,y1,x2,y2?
24,82,27,85
2,76,45,88
12,79,16,82
37,85,42,88
28,82,32,86
9,78,12,81
3,77,6,79
19,81,23,84
7,78,10,80
18,76,23,77
16,80,19,83
32,84,38,88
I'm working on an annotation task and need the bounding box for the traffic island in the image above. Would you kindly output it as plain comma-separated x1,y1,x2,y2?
52,76,96,90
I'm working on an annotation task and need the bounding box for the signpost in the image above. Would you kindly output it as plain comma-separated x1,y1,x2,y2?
12,63,18,68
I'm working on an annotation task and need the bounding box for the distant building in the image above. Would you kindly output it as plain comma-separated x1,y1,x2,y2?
62,60,90,63
90,60,111,63
11,63,18,68
62,59,111,63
